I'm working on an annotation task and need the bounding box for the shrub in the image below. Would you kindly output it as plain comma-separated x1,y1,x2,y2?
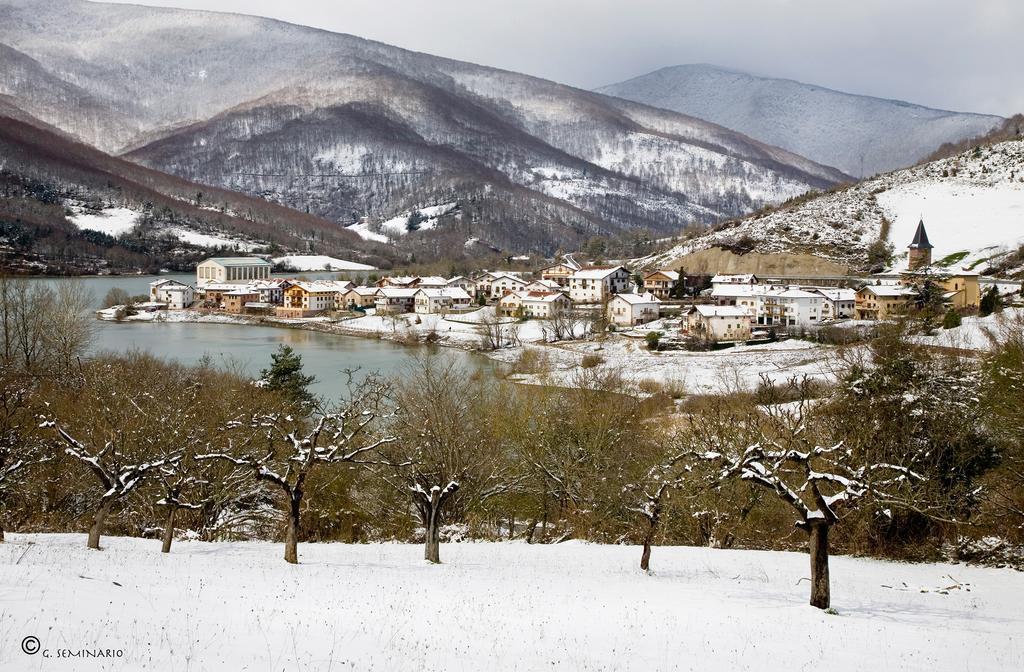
580,353,604,369
942,308,962,330
645,331,663,351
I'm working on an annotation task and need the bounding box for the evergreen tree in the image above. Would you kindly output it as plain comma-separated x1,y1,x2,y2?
942,308,962,330
260,345,316,409
980,285,1001,317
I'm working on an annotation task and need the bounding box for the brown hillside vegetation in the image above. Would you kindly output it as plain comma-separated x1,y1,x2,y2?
925,114,1024,162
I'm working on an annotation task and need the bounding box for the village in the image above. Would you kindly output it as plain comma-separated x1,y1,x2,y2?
120,220,1012,350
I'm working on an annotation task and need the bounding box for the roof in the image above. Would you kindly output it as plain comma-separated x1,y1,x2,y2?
908,219,934,250
644,270,679,281
711,285,763,298
767,288,822,299
522,291,570,304
198,283,241,291
860,284,917,298
611,292,661,305
689,304,751,318
526,279,561,289
150,278,187,287
201,257,272,267
345,286,380,296
224,289,259,296
711,273,757,284
814,288,857,302
415,288,472,300
416,276,449,286
377,288,419,298
288,280,352,293
572,265,627,280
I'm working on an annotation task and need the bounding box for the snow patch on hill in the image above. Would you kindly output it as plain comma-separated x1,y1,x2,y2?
69,207,140,236
272,255,376,271
347,203,457,242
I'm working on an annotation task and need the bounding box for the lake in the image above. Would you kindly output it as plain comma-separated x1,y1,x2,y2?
91,320,489,403
29,274,492,402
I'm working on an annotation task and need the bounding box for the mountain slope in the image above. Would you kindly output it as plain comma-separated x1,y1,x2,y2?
0,101,388,273
644,140,1024,278
598,64,1004,178
0,0,849,255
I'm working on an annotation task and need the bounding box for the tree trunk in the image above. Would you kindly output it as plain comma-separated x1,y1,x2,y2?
88,499,114,550
808,521,831,609
0,519,5,543
424,488,441,564
161,506,177,554
640,506,660,572
284,494,301,564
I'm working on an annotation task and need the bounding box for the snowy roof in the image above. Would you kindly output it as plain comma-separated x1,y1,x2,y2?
224,289,259,296
645,270,680,281
860,285,917,298
415,287,472,300
416,276,449,286
767,288,822,299
689,304,751,318
198,283,241,291
711,285,763,298
150,278,187,287
522,291,570,304
526,279,561,289
711,274,756,284
611,292,661,305
288,280,352,293
202,257,271,267
377,288,419,298
345,286,380,296
572,265,627,280
814,288,857,302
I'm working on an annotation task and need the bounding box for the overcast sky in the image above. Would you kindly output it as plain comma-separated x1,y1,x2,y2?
104,0,1022,116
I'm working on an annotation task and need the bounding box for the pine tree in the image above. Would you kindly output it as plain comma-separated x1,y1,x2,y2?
980,285,1001,317
260,345,316,409
942,308,962,330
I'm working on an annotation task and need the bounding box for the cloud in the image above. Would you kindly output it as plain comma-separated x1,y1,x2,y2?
100,0,1023,115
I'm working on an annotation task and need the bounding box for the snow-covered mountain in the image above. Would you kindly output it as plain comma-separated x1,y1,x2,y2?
597,64,1004,179
644,140,1024,278
0,0,849,255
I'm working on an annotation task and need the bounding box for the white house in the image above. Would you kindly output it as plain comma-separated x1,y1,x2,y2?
711,273,758,290
415,276,449,289
607,292,661,326
446,276,478,295
413,287,473,314
538,259,581,287
487,272,529,299
683,305,752,342
248,278,287,305
341,286,380,309
711,284,764,316
814,288,857,320
756,288,825,327
196,257,272,284
524,279,562,292
149,279,195,310
520,291,572,319
568,266,632,303
375,288,418,314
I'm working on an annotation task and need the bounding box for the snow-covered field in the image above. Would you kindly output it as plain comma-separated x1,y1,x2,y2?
498,338,841,395
346,203,458,242
69,208,141,237
915,307,1024,351
1,534,1020,671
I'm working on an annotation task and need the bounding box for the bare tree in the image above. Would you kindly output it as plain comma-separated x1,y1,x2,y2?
685,387,922,609
0,372,50,541
379,357,517,563
47,424,180,550
199,377,395,564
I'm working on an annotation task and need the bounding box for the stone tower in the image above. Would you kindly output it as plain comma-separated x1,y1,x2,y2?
907,218,933,270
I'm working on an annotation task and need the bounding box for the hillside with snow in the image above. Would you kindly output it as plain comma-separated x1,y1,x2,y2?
0,0,848,255
598,64,1004,178
644,140,1024,276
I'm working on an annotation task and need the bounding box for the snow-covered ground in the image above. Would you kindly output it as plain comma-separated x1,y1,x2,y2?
346,203,458,242
497,338,841,395
915,307,1024,351
1,534,1021,671
69,207,140,236
69,206,262,251
272,254,376,271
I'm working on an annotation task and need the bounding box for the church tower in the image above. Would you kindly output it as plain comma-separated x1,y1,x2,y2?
907,218,933,270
